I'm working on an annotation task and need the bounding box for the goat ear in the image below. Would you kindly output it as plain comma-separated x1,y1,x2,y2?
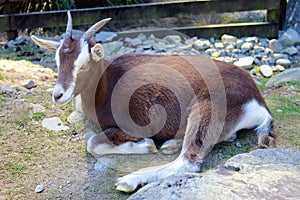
31,35,60,51
91,43,104,61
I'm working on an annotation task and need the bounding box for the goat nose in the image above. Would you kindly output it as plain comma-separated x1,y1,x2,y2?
53,91,63,101
52,85,64,103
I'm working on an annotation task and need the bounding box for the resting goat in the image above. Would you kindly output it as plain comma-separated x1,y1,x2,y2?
31,11,276,192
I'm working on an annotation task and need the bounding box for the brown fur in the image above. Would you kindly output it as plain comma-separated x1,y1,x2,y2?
77,53,275,150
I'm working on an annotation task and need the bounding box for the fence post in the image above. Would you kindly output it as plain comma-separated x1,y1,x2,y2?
2,0,18,40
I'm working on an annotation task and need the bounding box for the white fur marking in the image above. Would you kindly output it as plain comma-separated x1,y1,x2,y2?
87,138,157,155
116,155,199,192
235,99,272,133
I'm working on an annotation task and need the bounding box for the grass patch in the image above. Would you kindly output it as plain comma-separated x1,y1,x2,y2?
0,95,4,107
31,112,46,120
4,161,27,178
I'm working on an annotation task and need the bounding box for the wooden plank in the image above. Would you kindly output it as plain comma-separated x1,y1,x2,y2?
0,0,281,32
117,22,279,39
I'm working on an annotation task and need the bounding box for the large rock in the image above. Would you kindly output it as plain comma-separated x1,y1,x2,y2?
278,28,300,47
129,149,300,200
233,57,254,69
269,39,283,53
221,34,237,45
266,68,300,87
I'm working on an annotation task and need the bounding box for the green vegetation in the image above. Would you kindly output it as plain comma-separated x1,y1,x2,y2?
4,161,27,178
31,112,46,121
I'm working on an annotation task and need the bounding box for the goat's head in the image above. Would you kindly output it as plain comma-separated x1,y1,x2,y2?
31,11,111,104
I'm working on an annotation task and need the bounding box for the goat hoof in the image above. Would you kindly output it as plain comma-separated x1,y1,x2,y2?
137,138,158,153
160,139,182,155
115,182,134,193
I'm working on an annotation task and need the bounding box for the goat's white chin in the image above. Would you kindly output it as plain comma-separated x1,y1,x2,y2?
53,94,74,105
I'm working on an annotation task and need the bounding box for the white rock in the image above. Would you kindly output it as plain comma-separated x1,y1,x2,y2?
225,44,235,51
214,42,224,49
276,59,291,67
164,35,182,44
245,36,259,43
67,111,85,124
35,184,44,193
254,45,265,53
236,39,244,49
276,65,285,72
42,117,70,132
128,38,143,46
0,84,14,93
193,39,211,50
94,31,117,42
273,53,289,60
233,57,254,69
221,34,237,45
269,39,283,53
260,65,273,78
30,103,46,113
241,42,253,53
136,33,147,41
278,28,300,47
280,46,298,56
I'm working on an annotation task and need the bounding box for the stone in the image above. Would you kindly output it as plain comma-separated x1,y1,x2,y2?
236,39,244,49
245,36,259,43
273,53,289,60
94,31,117,42
269,39,283,53
136,33,147,42
102,41,124,56
266,68,300,87
211,51,221,58
35,184,44,193
125,37,143,47
280,46,298,56
193,39,211,50
153,42,167,52
233,57,254,69
276,65,285,72
21,80,35,89
164,35,182,44
67,111,85,124
0,84,14,94
221,34,237,45
278,28,300,47
94,157,114,174
214,42,224,49
260,65,273,78
253,45,265,53
71,29,84,39
225,44,235,51
241,42,253,53
276,59,291,67
128,149,300,200
42,117,70,132
30,103,46,113
259,38,269,48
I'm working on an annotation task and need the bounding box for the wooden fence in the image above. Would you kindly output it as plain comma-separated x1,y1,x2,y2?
0,0,287,40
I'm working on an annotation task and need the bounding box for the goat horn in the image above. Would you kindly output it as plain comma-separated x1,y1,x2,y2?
82,18,111,40
65,10,72,38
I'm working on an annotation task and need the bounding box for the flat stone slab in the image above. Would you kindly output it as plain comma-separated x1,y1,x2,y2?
129,148,300,200
266,68,300,87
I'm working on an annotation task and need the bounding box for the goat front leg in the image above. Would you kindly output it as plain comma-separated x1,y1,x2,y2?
86,127,158,155
115,101,220,192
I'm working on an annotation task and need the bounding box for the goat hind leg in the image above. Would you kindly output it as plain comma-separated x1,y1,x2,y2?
87,127,158,155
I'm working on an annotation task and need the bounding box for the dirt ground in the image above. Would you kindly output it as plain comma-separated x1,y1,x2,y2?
0,56,299,200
